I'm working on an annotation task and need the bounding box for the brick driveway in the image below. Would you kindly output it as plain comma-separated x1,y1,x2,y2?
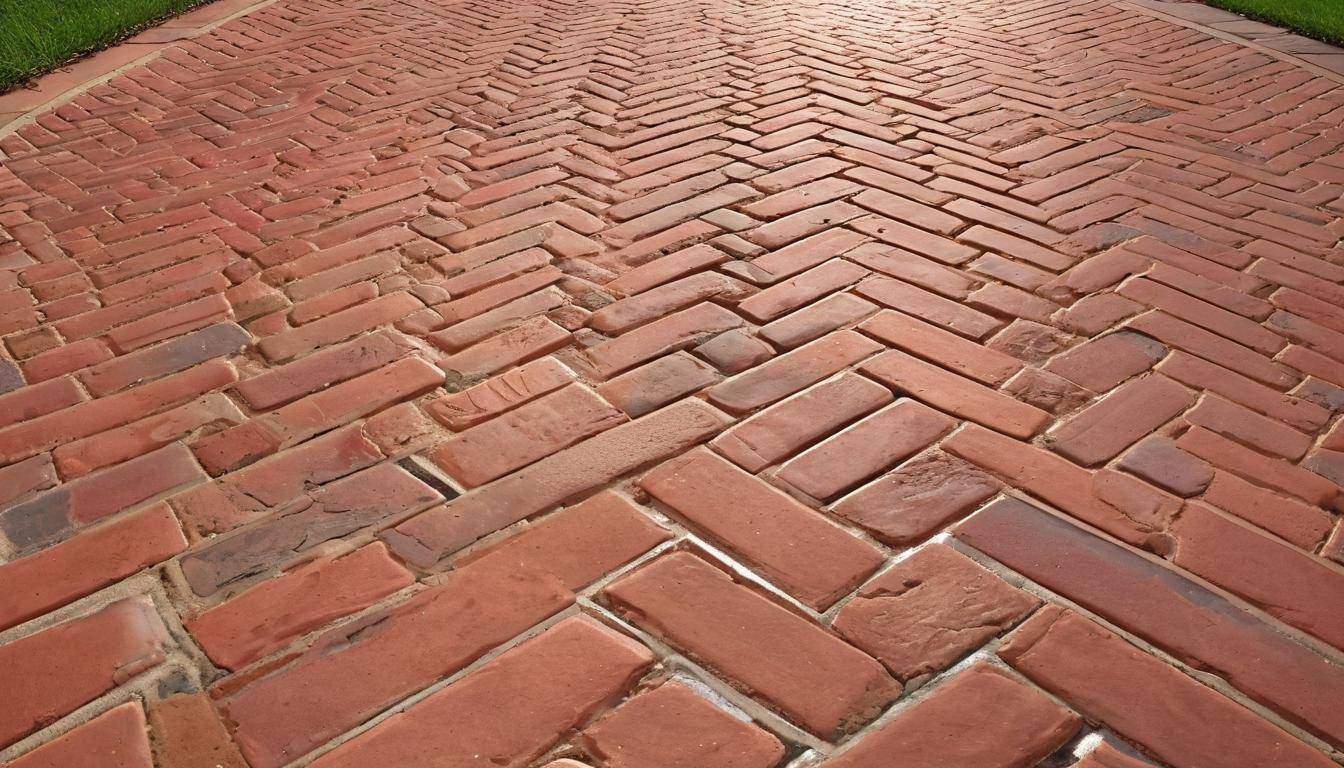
2,0,1344,764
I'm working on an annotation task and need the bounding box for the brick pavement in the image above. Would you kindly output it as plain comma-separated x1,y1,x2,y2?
2,0,1344,765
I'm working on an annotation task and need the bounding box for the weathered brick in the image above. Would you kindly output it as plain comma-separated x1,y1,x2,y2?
431,383,627,487
257,291,422,362
707,330,881,415
859,309,1023,386
0,598,171,748
0,359,236,465
384,398,732,566
580,680,785,768
425,355,576,430
1170,503,1344,650
711,372,891,472
307,617,654,768
596,351,720,417
1047,375,1194,466
0,376,86,430
187,542,413,670
777,399,954,500
956,497,1344,747
833,544,1039,681
5,701,152,768
225,492,666,768
0,503,186,632
439,315,573,384
604,552,901,739
1044,330,1165,392
233,330,408,411
1000,606,1336,768
861,350,1052,439
641,447,883,608
146,693,248,768
80,322,250,396
826,663,1079,768
179,462,440,596
53,394,245,478
586,302,744,378
831,450,1000,545
0,443,203,551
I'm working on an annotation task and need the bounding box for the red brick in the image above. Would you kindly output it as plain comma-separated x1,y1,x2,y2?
833,544,1039,681
605,243,730,296
856,276,1003,339
0,503,186,632
826,663,1079,768
431,383,627,487
580,680,785,768
1044,330,1165,392
225,491,665,768
0,454,57,508
597,351,720,417
1074,742,1157,768
384,398,732,566
81,323,250,396
1177,426,1341,511
308,617,654,768
0,443,203,550
53,394,245,478
0,359,237,465
861,350,1052,439
859,309,1022,386
831,450,999,545
145,693,248,768
0,376,86,430
1116,435,1212,496
693,328,775,374
1119,276,1285,355
711,372,891,472
956,497,1344,748
776,398,953,500
587,302,744,378
642,447,883,608
1000,606,1336,768
177,424,384,536
1157,350,1327,433
944,424,1180,551
1199,470,1332,549
187,542,414,670
707,330,882,415
106,293,233,353
591,272,752,334
19,339,112,384
233,330,408,411
257,291,422,362
439,315,573,383
425,355,576,430
759,292,878,349
1170,503,1344,649
427,287,566,351
603,552,901,739
1184,394,1312,460
736,259,868,323
1048,375,1194,466
4,702,152,768
1126,311,1294,389
0,597,171,748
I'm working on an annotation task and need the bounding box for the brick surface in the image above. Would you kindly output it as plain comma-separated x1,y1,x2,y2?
4,702,152,768
3,0,1344,763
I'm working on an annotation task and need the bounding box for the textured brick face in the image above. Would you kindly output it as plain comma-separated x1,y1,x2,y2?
2,0,1344,764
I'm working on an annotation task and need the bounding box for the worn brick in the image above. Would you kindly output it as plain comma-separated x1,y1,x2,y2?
146,693,248,768
5,701,152,768
833,544,1039,681
604,552,901,739
826,663,1079,768
0,598,171,748
1048,375,1194,466
1000,606,1336,768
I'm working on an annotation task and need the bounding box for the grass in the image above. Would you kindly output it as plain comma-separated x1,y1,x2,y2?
1203,0,1344,47
0,0,211,92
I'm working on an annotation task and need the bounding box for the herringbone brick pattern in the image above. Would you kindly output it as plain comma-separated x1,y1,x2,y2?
2,0,1344,764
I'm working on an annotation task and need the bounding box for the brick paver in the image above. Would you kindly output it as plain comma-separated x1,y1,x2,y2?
1,0,1344,764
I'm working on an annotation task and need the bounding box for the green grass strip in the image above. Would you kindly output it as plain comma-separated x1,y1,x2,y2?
0,0,210,92
1202,0,1344,47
